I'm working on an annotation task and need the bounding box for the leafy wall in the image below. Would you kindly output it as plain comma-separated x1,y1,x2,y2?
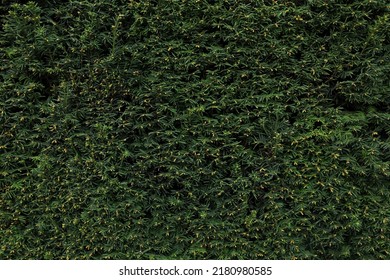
1,0,389,259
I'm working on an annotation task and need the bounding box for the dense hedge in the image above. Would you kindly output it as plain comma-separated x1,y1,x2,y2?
1,0,389,259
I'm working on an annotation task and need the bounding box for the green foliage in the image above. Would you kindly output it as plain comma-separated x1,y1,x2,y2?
1,0,389,259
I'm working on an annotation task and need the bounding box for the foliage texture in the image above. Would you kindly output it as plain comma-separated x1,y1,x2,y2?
1,0,389,259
